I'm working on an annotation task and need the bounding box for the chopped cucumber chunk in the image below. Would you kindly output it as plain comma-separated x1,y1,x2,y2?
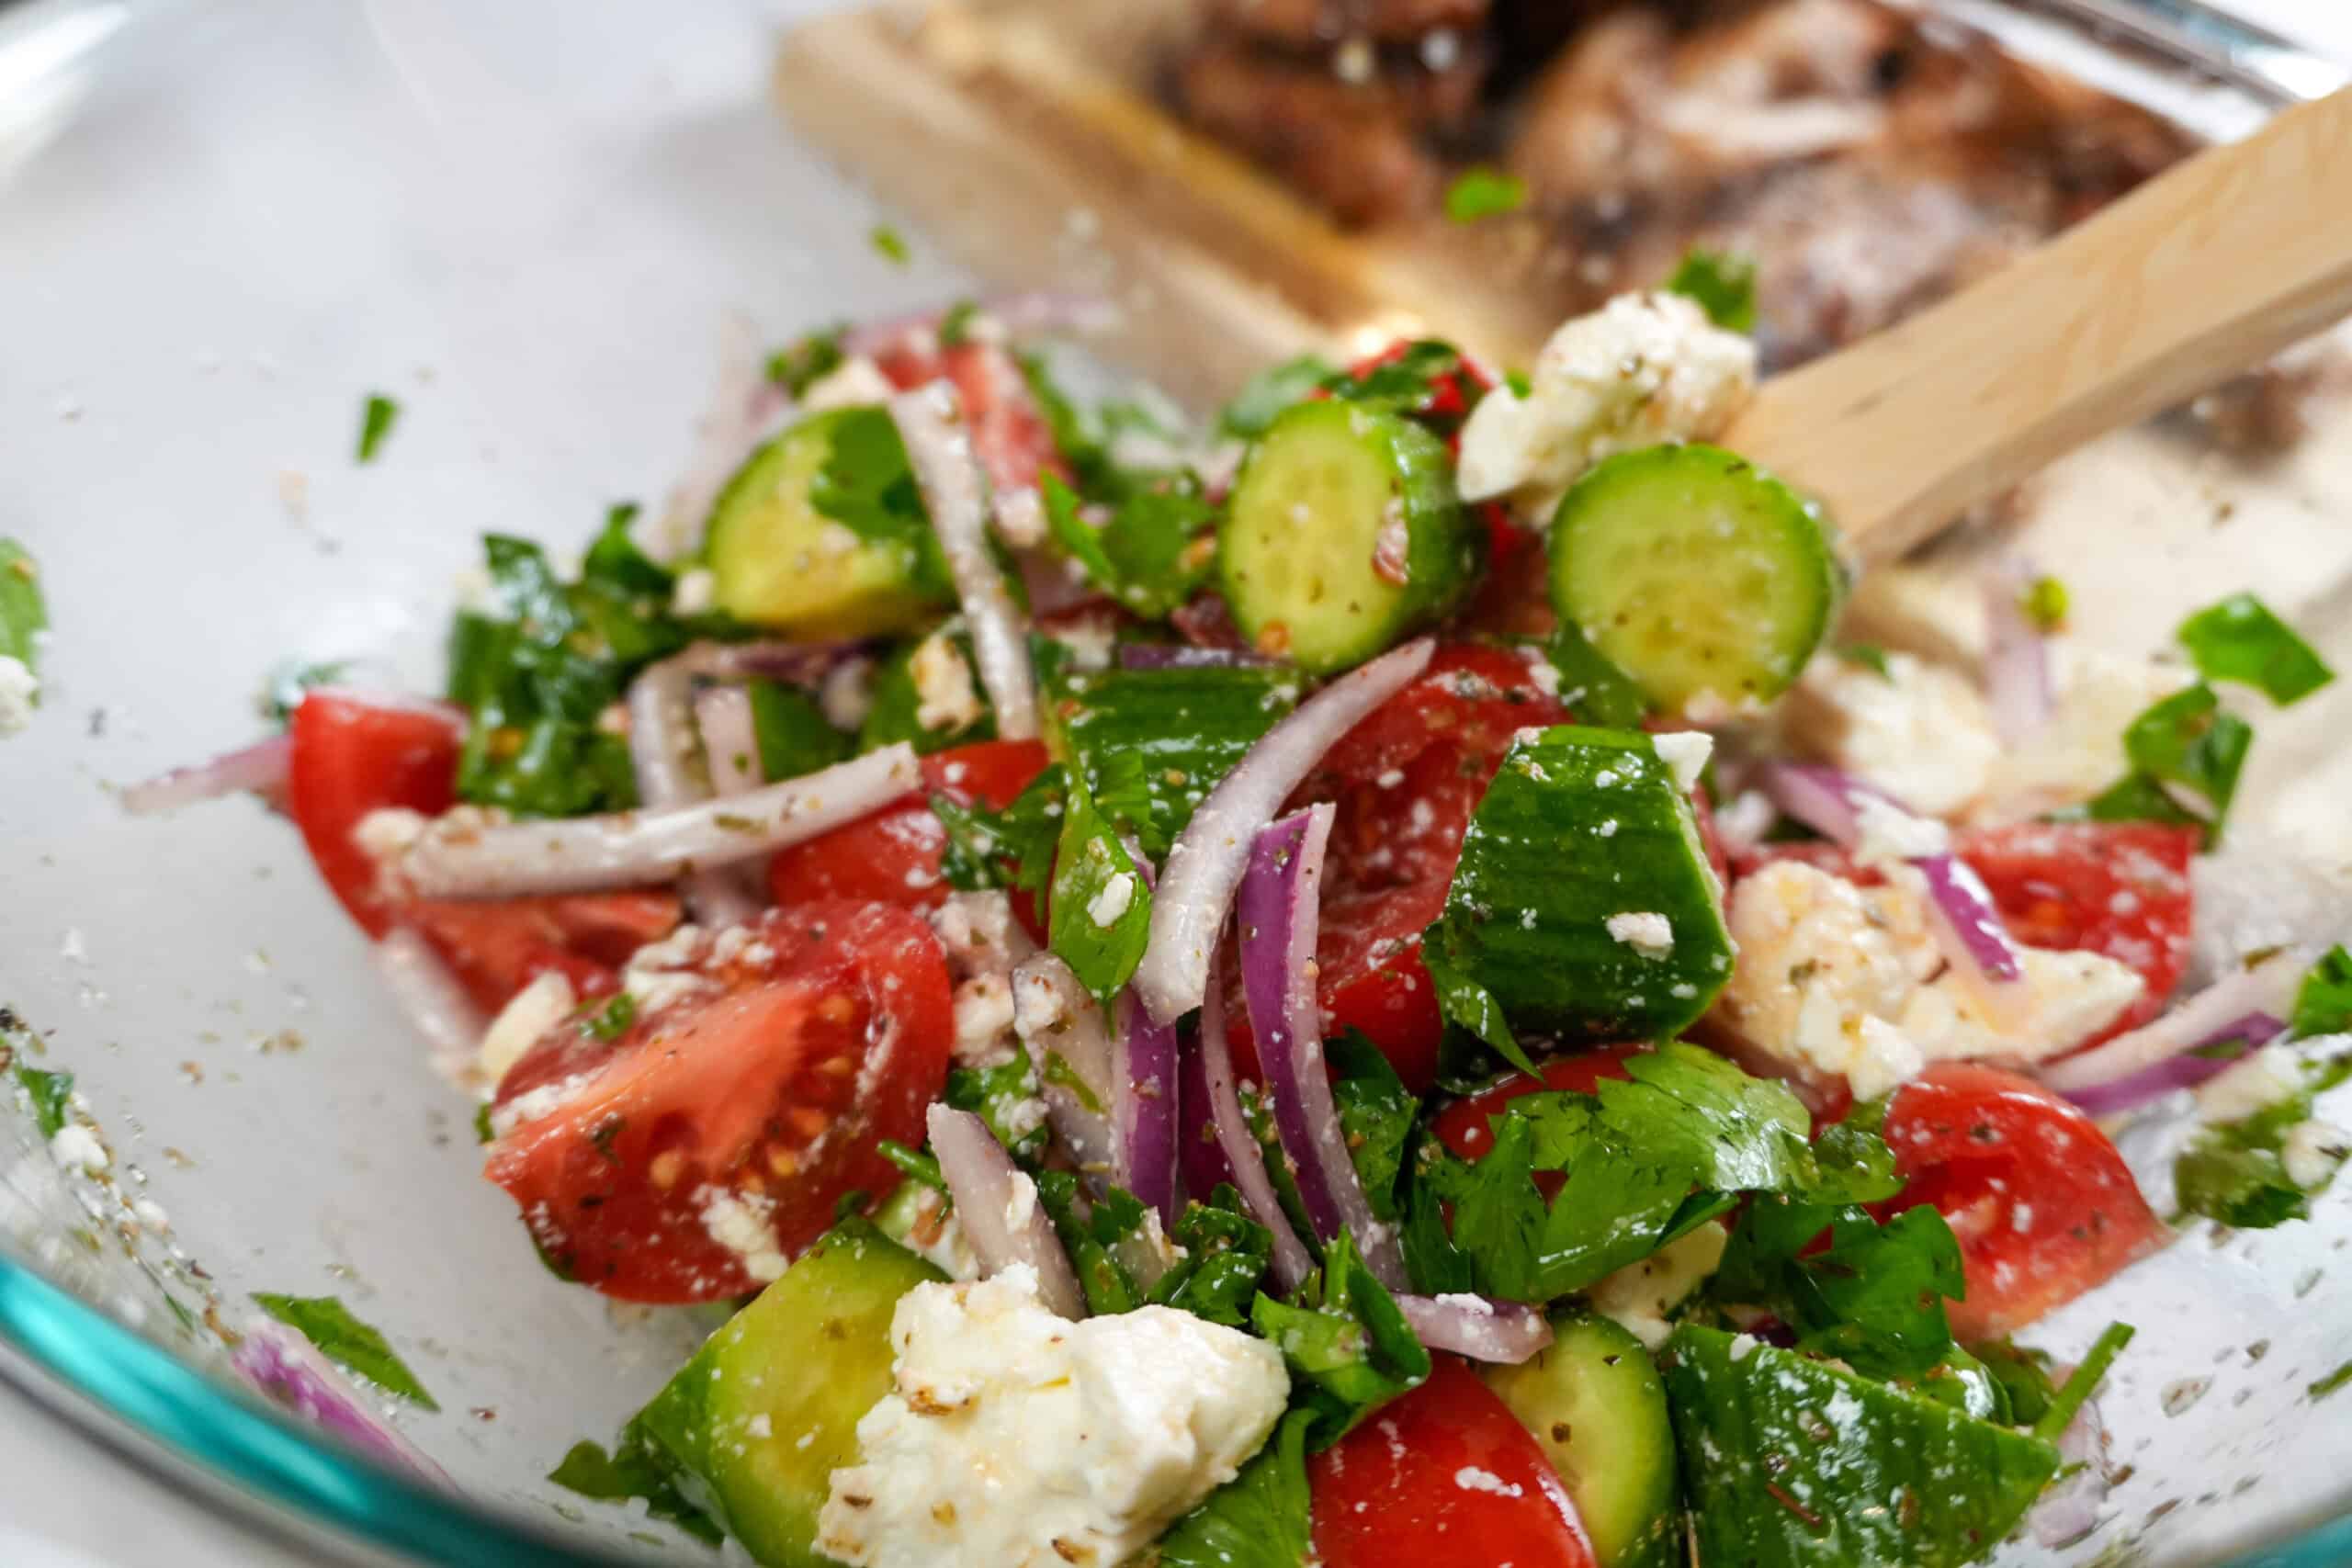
1485,1312,1680,1568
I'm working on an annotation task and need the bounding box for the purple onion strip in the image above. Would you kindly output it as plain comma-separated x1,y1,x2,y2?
1012,954,1120,1181
2042,949,2311,1094
371,929,489,1089
1196,954,1315,1292
1175,1039,1240,1201
1984,557,2056,748
1135,637,1433,1024
1117,991,1182,1229
927,1104,1087,1319
1238,805,1408,1291
1913,852,2026,986
232,1323,447,1482
120,735,295,817
1393,1293,1555,1364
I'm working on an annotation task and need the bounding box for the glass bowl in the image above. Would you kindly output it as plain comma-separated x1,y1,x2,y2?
3,1,2349,1564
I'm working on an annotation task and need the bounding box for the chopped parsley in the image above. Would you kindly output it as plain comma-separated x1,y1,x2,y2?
1153,1408,1314,1568
250,1293,439,1410
547,1427,720,1545
876,1138,944,1191
1218,355,1337,440
765,326,847,398
2022,574,2071,633
1838,642,1894,679
580,993,637,1043
1663,247,1758,333
13,1060,74,1140
1152,1187,1275,1328
1046,767,1153,1002
2075,682,2251,847
1252,1231,1430,1449
868,223,911,265
1039,472,1217,619
1443,166,1528,223
936,299,979,347
2290,944,2352,1040
356,393,401,463
2177,592,2334,705
0,537,47,676
2312,1359,2352,1401
945,1045,1048,1163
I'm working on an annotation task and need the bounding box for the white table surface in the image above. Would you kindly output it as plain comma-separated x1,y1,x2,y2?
1,0,2346,1564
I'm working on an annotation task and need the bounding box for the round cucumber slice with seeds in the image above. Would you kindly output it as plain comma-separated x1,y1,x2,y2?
1548,443,1838,716
1219,400,1478,673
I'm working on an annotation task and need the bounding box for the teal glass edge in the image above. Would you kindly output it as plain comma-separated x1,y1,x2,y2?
6,1246,2351,1566
0,1253,657,1568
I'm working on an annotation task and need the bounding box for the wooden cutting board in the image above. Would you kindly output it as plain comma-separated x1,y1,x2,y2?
773,0,1566,405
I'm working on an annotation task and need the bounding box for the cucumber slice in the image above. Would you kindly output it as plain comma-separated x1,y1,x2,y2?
707,407,954,638
1548,444,1838,717
1484,1312,1680,1568
1042,661,1302,843
1426,726,1735,1044
1219,400,1478,673
634,1224,941,1565
1661,1324,2061,1568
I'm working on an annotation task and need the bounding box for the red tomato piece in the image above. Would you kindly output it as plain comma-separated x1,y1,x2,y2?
286,692,463,936
485,901,954,1303
403,891,683,1015
872,337,1070,499
1872,1063,2163,1339
1310,1359,1596,1568
767,739,1049,911
1431,1044,1651,1161
1956,821,2198,1046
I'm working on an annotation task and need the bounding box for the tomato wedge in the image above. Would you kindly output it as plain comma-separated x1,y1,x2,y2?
1431,1044,1650,1161
403,891,682,1015
485,901,954,1303
1310,1359,1596,1568
767,739,1049,911
1871,1063,2163,1339
1737,820,2197,1050
286,691,463,936
1228,646,1574,1091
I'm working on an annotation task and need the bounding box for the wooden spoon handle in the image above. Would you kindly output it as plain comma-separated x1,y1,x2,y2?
1718,85,2352,567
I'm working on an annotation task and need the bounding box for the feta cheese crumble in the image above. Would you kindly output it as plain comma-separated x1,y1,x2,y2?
1606,911,1675,961
819,1265,1288,1568
1650,730,1713,794
475,970,578,1088
1456,291,1757,521
910,631,985,735
0,655,38,735
1087,871,1136,930
1781,649,1999,818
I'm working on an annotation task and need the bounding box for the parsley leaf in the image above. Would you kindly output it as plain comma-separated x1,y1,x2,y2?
250,1293,439,1410
356,393,401,463
1423,951,1543,1079
1252,1231,1430,1449
1663,248,1758,333
1035,1170,1148,1314
806,407,953,598
580,993,636,1043
2291,944,2352,1040
13,1061,73,1140
766,326,846,398
1152,1408,1315,1568
2022,575,2071,633
2032,1322,2135,1443
1046,768,1153,1002
1320,341,1479,433
1039,472,1216,619
1444,166,1528,223
2075,682,2251,847
1218,355,1337,440
254,659,350,728
869,223,910,265
2174,1050,2351,1228
2177,592,2334,705
746,680,852,782
0,537,48,675
945,1045,1048,1164
547,1427,721,1545
937,299,979,347
1328,1032,1415,1223
1838,643,1894,679
1151,1187,1275,1327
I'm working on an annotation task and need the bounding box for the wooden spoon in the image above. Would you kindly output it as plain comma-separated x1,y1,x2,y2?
1717,85,2352,568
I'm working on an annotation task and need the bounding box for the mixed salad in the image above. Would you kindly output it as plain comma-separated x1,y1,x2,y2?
104,266,2352,1568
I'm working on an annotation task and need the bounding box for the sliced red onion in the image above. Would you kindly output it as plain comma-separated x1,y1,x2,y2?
232,1322,447,1481
1116,644,1277,671
1239,806,1409,1291
1176,1040,1240,1201
889,383,1039,741
2029,1394,2110,1549
120,735,294,816
690,683,770,927
371,928,488,1089
2042,948,2312,1093
1197,955,1314,1292
1012,954,1120,1182
1393,1293,1554,1364
1135,638,1433,1024
1117,991,1182,1229
1910,852,2026,986
627,657,756,929
842,291,1120,356
926,1104,1086,1318
2060,1011,2286,1116
1983,558,2056,747
674,638,869,689
1758,761,1872,845
400,745,919,898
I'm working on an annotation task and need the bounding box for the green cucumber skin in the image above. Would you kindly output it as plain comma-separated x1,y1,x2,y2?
1427,726,1733,1043
1219,401,1480,673
634,1225,941,1566
1044,662,1302,841
1484,1313,1680,1568
706,408,954,639
1660,1325,2061,1568
1548,444,1839,716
